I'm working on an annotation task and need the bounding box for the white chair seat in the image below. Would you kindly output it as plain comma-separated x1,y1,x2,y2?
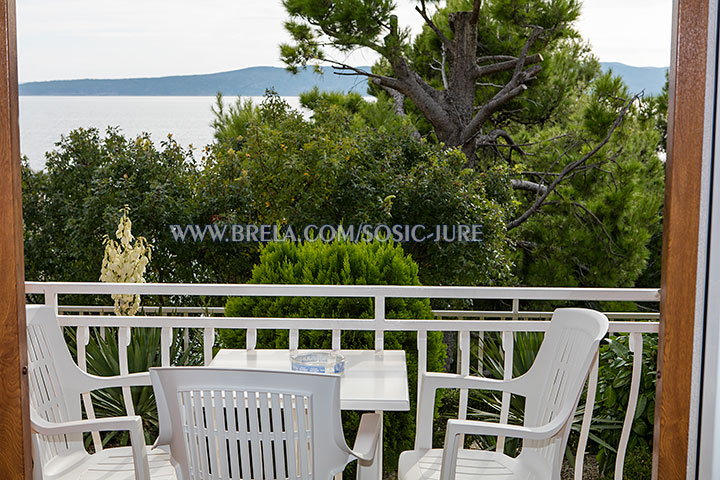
399,448,547,480
43,446,176,480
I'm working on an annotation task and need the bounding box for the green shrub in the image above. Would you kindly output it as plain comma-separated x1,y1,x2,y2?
220,239,446,474
595,333,658,477
22,128,200,284
619,444,653,479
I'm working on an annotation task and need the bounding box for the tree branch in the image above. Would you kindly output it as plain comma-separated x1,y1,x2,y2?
379,85,422,140
506,94,637,230
516,240,538,250
513,27,543,77
328,62,403,88
461,28,544,146
416,0,455,54
471,0,481,28
474,53,543,78
430,45,450,90
461,83,529,144
440,44,449,90
327,59,454,135
478,55,522,63
476,128,526,156
511,179,548,194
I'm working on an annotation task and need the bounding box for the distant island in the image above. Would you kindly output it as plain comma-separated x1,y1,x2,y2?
18,63,668,97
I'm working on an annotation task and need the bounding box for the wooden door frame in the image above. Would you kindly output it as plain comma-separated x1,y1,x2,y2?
0,0,30,477
0,0,715,478
654,0,714,478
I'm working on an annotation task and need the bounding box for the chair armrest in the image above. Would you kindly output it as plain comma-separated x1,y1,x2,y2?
439,417,567,480
423,372,528,396
445,418,563,442
31,411,151,480
415,372,530,450
349,413,382,467
70,371,152,397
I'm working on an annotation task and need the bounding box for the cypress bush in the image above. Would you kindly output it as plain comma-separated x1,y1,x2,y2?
220,239,446,474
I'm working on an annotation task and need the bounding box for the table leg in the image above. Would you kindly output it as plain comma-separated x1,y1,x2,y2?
356,410,383,480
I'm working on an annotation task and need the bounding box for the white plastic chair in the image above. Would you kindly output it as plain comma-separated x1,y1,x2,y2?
26,304,176,480
399,308,609,480
150,367,383,480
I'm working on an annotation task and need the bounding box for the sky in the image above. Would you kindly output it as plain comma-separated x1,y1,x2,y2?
16,0,673,83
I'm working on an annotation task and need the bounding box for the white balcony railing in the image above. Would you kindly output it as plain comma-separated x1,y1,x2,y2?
25,282,660,480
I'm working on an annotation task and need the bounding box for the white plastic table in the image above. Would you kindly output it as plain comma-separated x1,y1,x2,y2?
209,349,409,480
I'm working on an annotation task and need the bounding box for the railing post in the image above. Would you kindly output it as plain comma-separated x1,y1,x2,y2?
247,328,257,351
332,329,341,352
496,330,514,452
417,330,427,408
203,327,215,365
496,299,519,453
161,327,172,367
374,295,385,352
458,330,470,447
616,332,644,479
77,325,103,451
289,329,299,351
117,326,135,416
575,351,600,479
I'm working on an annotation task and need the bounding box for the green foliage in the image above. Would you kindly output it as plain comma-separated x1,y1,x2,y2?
281,0,397,71
511,71,665,287
211,92,260,149
639,74,669,154
299,87,407,131
209,92,515,286
22,127,260,285
22,128,198,283
278,0,666,291
220,239,447,474
594,333,658,476
619,444,653,480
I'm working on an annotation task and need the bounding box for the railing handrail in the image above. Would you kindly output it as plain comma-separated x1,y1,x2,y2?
25,281,661,302
57,304,660,318
52,314,658,334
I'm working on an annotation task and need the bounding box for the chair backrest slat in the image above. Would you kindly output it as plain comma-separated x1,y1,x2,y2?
212,391,231,479
246,391,264,478
295,394,312,479
282,392,299,480
270,393,287,480
258,392,275,480
234,392,253,479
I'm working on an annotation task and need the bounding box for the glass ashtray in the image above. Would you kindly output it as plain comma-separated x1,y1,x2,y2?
290,351,345,374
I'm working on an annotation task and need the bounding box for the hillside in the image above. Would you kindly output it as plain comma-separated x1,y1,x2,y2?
19,63,668,97
600,62,667,96
19,66,371,96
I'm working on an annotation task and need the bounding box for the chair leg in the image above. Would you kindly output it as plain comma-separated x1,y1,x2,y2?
356,411,383,480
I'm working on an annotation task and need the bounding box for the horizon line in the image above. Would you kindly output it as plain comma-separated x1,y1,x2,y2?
19,62,670,86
